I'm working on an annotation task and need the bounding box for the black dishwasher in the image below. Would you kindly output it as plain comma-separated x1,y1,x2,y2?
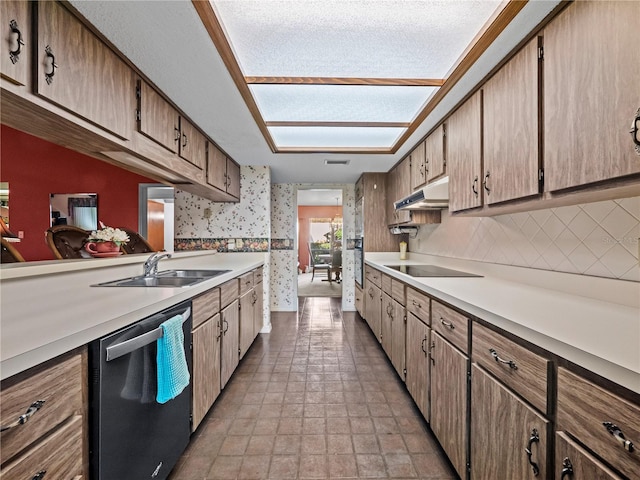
89,300,192,480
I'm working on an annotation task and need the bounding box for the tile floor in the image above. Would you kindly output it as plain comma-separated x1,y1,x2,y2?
170,297,457,479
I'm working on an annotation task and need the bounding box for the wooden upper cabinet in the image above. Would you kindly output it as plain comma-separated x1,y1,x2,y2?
448,91,483,212
425,124,446,183
179,117,207,170
386,157,411,225
410,141,427,190
544,0,640,191
137,80,180,153
226,159,241,199
483,38,540,205
35,1,134,140
1,0,30,86
207,144,240,199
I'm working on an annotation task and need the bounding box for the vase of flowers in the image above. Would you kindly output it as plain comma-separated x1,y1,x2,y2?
85,225,129,257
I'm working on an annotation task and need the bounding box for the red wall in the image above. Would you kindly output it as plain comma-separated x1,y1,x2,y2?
1,125,154,261
298,205,342,272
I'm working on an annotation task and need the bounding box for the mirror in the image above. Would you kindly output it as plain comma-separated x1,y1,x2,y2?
50,193,98,230
0,182,8,225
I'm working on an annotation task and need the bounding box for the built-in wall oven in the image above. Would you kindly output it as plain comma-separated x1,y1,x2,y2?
354,237,364,287
89,300,192,480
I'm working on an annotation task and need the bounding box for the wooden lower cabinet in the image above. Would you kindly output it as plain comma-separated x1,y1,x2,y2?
470,364,550,480
191,314,220,431
220,299,239,389
381,293,393,358
556,431,622,480
431,333,468,479
355,283,363,316
405,313,430,420
390,299,406,380
253,280,264,337
239,289,255,359
364,280,382,342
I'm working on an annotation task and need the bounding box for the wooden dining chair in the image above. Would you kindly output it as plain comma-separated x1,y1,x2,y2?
308,244,332,282
118,228,156,254
45,225,90,259
1,238,26,263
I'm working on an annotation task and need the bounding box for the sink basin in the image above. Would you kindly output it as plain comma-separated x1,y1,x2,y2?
93,269,230,287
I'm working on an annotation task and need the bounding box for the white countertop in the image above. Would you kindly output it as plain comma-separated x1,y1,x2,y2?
0,251,266,380
366,252,640,394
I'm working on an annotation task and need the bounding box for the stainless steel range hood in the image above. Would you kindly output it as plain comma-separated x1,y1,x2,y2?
394,176,449,210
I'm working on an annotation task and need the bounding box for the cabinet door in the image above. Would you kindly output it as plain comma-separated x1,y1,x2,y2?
431,333,468,478
385,165,398,226
364,282,382,342
137,80,179,153
179,117,206,170
410,141,427,190
556,432,622,480
406,313,430,420
1,0,30,86
226,159,241,198
207,145,227,191
192,315,220,431
253,280,263,337
425,125,446,183
448,91,483,212
483,38,540,205
381,293,393,358
220,299,239,389
36,2,134,140
544,1,640,191
239,289,255,359
396,156,412,223
470,364,550,480
390,300,406,380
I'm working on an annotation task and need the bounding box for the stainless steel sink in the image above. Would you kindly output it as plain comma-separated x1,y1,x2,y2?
93,269,231,287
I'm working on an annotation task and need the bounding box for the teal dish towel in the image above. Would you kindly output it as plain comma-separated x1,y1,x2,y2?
156,314,190,404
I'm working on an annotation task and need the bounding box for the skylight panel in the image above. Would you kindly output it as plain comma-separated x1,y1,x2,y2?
250,84,436,123
268,126,405,149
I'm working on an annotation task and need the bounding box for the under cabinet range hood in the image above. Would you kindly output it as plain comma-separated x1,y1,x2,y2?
395,176,449,210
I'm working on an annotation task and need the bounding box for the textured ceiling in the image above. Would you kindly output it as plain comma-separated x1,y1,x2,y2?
69,0,561,184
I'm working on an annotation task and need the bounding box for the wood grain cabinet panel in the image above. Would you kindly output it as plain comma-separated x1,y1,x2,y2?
381,293,393,359
192,287,220,329
0,415,83,480
355,284,364,316
425,124,446,183
557,368,640,479
448,91,483,212
253,280,264,337
556,432,623,480
220,299,239,389
225,159,241,199
386,158,412,225
405,313,430,420
431,333,468,478
1,0,30,86
239,271,254,296
544,1,640,191
390,278,405,306
365,266,382,287
406,287,429,323
364,279,382,342
191,315,220,431
390,299,406,380
359,173,397,252
470,364,549,480
410,141,427,190
0,351,83,463
207,144,228,192
220,279,239,309
472,322,549,413
483,37,540,205
239,289,255,359
431,300,468,354
179,117,207,170
36,1,134,140
137,79,180,153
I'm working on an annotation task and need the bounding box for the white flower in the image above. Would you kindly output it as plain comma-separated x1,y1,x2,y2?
88,226,129,245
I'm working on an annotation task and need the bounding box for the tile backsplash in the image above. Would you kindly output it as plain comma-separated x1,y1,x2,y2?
409,197,640,282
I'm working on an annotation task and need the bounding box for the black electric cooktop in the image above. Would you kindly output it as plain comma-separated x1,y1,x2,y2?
386,264,482,278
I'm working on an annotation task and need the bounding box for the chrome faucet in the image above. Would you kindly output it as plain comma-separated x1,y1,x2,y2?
142,252,172,276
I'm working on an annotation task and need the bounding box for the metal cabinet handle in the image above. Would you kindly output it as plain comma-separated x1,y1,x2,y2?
439,317,454,329
472,176,479,197
174,126,181,143
489,348,518,370
420,337,427,355
603,422,635,452
560,457,573,479
216,319,222,340
9,19,25,64
525,428,540,476
223,318,229,335
368,287,374,299
429,341,435,365
44,45,57,85
631,107,640,155
0,400,46,432
483,171,491,195
412,299,421,309
182,133,188,148
31,471,46,480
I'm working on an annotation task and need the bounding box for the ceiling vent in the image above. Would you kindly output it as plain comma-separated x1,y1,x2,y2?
324,159,350,165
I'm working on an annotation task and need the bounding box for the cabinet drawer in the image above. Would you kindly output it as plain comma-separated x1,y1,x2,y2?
556,431,622,480
557,368,640,479
220,279,239,309
472,322,549,413
239,272,254,295
406,287,429,324
192,287,220,328
0,415,83,480
0,351,83,463
253,267,264,284
365,267,382,287
432,300,468,353
381,274,392,293
391,279,405,306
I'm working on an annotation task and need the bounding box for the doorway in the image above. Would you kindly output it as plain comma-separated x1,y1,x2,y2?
296,188,343,298
138,184,175,252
